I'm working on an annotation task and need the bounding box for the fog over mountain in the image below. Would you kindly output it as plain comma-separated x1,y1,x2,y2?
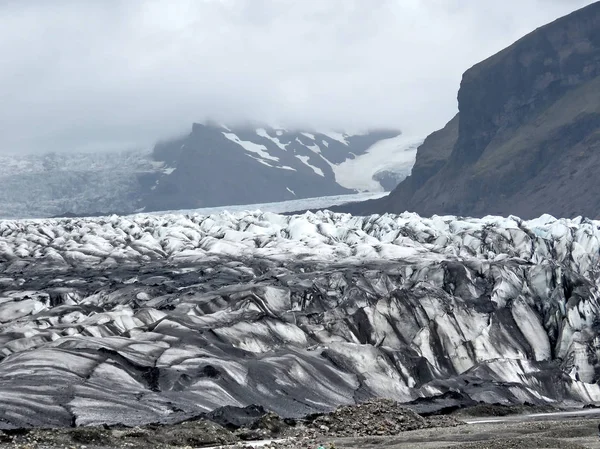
0,0,595,153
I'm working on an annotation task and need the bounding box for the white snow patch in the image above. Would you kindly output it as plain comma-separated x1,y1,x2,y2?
331,135,422,192
321,131,349,145
255,128,288,151
295,155,324,177
286,187,296,196
301,132,316,140
246,155,274,168
307,143,321,154
222,132,279,162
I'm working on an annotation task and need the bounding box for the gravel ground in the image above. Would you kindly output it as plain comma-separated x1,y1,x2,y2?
328,419,600,449
1,405,599,449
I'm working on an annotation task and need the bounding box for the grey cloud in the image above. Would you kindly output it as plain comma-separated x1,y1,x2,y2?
0,0,595,153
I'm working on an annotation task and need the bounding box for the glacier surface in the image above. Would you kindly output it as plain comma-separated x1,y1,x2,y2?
0,151,160,219
0,210,599,428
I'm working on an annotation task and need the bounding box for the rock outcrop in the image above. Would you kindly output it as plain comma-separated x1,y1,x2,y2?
345,1,600,219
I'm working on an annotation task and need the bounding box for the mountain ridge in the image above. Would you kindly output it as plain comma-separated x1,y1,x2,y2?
342,1,600,219
0,124,420,218
143,123,419,212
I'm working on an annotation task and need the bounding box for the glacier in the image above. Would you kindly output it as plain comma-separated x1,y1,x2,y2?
0,210,599,428
0,150,161,219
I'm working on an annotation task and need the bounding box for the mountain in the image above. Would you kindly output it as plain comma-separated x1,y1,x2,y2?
344,1,600,219
1,210,599,427
143,123,420,212
0,125,420,219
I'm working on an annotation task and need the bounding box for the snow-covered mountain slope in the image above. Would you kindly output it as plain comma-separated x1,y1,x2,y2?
332,134,422,192
144,123,420,212
0,210,599,428
0,125,420,219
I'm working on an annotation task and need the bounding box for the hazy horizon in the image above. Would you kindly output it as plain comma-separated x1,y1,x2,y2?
0,0,595,154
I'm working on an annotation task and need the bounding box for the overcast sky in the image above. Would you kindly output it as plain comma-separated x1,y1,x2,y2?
0,0,595,153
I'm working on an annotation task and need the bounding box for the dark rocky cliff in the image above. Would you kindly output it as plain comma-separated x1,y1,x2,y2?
346,1,600,219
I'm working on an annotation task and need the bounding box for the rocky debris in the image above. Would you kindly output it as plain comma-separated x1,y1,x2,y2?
0,399,461,449
208,405,270,431
236,412,294,441
0,419,238,449
225,418,600,449
404,392,560,417
403,390,478,416
433,437,588,449
206,399,462,443
450,403,557,418
3,415,600,449
304,399,462,438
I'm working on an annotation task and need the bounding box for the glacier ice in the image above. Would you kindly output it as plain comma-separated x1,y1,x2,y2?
0,210,599,428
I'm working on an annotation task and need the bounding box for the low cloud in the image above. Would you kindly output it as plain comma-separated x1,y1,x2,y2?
0,0,594,153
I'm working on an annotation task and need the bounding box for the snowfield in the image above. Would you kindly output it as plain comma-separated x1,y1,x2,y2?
330,135,422,192
0,210,599,428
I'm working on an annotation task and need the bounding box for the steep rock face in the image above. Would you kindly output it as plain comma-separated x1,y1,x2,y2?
454,3,600,165
408,113,459,184
349,2,600,219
